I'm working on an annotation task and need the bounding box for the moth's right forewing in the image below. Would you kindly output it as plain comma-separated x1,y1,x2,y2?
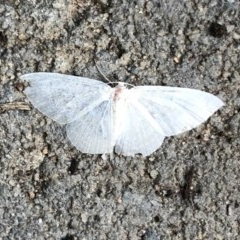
133,86,224,136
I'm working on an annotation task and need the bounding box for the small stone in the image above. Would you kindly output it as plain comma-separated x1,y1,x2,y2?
42,146,49,155
28,191,35,199
150,170,158,179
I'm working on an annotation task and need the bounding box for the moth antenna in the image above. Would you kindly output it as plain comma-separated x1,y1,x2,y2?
94,60,112,84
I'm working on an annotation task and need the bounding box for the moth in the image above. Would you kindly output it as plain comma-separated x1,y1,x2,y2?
21,72,224,156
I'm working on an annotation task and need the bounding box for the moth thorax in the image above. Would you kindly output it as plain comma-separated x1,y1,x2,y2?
113,84,127,101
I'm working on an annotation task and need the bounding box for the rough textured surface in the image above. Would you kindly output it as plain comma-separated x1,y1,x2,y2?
0,0,239,239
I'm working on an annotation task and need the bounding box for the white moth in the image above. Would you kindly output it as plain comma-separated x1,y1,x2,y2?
21,72,224,156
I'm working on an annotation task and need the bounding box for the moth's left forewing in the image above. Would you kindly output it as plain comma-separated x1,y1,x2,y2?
21,72,111,124
132,86,224,136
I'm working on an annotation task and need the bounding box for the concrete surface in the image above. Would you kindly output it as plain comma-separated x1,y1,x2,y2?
0,0,239,239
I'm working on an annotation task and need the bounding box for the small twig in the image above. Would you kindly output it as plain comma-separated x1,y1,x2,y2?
0,102,31,112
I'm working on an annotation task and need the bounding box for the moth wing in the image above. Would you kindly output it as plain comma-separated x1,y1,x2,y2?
21,72,111,124
115,98,165,157
131,86,224,136
66,98,114,154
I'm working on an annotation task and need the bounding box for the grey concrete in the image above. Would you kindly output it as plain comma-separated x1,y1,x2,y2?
0,0,239,239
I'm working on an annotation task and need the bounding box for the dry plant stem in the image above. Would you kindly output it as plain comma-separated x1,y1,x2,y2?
0,102,31,112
